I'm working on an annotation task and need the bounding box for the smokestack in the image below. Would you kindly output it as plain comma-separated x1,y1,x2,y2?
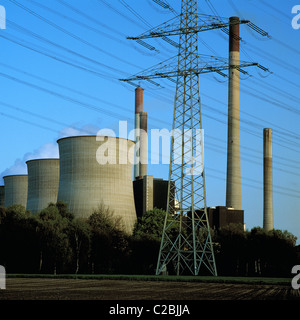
134,87,144,179
226,16,242,210
139,111,148,177
263,128,273,231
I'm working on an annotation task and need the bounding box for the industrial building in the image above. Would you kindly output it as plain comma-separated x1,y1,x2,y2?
3,175,28,208
133,177,169,218
26,159,60,214
185,206,244,233
132,87,171,218
207,206,244,230
57,135,137,234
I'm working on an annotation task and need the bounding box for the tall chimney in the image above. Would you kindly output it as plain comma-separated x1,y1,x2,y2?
226,16,242,210
263,128,273,231
134,87,144,179
139,111,148,178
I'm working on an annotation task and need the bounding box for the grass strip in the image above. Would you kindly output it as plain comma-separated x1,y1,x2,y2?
7,273,292,286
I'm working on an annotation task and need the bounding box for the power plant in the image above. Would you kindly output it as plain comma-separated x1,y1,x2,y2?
0,87,168,235
3,175,28,208
26,159,60,214
0,6,273,242
57,135,137,234
0,77,272,236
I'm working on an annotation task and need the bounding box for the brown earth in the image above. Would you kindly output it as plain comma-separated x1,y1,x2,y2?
0,278,299,300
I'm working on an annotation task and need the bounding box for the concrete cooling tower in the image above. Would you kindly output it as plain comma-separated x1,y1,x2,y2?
57,136,137,234
3,175,28,208
26,159,60,214
0,186,4,207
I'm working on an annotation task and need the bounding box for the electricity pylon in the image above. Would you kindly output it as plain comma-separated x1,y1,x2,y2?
155,0,217,276
120,0,269,276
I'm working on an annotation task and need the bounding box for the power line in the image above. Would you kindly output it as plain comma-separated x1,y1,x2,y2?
55,0,164,56
0,100,96,135
11,1,300,141
0,70,132,121
2,1,300,180
25,0,135,49
258,0,291,22
9,0,142,70
56,0,129,37
0,33,117,80
95,0,146,29
2,57,298,171
7,19,131,77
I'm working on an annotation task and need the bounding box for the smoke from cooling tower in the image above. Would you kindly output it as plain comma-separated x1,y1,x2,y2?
0,143,59,185
0,124,101,185
58,123,101,139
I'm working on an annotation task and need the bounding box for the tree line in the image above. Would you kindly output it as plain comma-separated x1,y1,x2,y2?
0,204,298,277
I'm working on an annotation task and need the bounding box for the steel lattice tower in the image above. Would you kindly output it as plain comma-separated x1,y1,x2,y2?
120,0,270,276
155,0,217,276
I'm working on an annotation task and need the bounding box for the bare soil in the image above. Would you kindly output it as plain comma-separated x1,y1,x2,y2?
0,277,299,300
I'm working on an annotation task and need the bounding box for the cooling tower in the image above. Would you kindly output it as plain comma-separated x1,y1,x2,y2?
0,186,4,207
226,16,242,210
263,128,273,231
57,135,137,234
3,175,28,208
26,159,60,214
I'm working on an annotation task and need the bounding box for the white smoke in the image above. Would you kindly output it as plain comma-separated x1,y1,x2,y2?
58,124,100,139
0,143,59,185
0,123,101,185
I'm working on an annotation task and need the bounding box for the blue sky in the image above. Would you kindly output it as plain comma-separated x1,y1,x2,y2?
0,0,299,243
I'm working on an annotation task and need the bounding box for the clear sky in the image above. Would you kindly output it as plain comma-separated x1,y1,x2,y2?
0,0,299,243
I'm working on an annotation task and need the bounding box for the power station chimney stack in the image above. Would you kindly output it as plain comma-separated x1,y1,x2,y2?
263,128,273,231
139,110,148,178
134,87,144,179
226,16,242,210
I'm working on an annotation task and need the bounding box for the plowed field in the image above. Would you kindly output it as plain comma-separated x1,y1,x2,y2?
0,277,299,300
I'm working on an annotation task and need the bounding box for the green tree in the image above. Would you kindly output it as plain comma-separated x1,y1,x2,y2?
37,204,72,274
133,208,176,241
55,201,75,221
68,218,91,274
214,223,247,276
0,205,38,273
130,208,173,274
88,204,128,274
214,225,298,277
248,227,298,277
